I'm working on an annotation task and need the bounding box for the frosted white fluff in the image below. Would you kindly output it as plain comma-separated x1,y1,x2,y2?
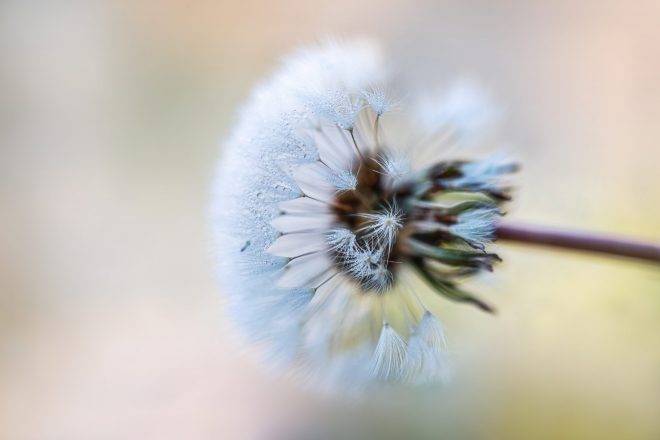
451,154,516,192
358,205,403,246
327,169,358,192
326,228,357,251
403,312,451,385
361,86,394,116
212,39,504,391
415,79,496,142
369,322,407,381
376,153,412,181
451,207,501,248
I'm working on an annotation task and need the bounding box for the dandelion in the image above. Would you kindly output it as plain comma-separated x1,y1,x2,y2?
210,39,512,390
211,38,513,391
211,39,660,392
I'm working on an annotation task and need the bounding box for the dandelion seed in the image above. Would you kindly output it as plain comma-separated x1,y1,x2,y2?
358,205,404,250
362,86,393,116
404,312,451,385
326,228,357,251
327,169,358,192
369,322,407,381
450,207,501,249
375,153,411,181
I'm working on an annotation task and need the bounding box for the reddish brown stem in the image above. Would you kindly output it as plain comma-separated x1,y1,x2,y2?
496,222,660,263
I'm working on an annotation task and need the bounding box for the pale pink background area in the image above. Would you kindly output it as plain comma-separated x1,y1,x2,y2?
1,1,659,439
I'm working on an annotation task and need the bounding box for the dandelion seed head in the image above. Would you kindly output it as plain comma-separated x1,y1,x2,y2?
212,39,516,392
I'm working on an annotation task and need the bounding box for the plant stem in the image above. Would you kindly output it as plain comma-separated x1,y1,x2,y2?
496,222,660,263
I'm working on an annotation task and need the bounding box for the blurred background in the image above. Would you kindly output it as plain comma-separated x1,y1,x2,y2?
1,0,659,438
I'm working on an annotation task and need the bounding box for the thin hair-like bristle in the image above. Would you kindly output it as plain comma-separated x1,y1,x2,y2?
369,322,407,381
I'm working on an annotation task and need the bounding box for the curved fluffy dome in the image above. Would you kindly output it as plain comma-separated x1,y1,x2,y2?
211,39,512,392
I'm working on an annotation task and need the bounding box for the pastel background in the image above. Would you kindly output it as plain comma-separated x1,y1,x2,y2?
1,1,659,439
